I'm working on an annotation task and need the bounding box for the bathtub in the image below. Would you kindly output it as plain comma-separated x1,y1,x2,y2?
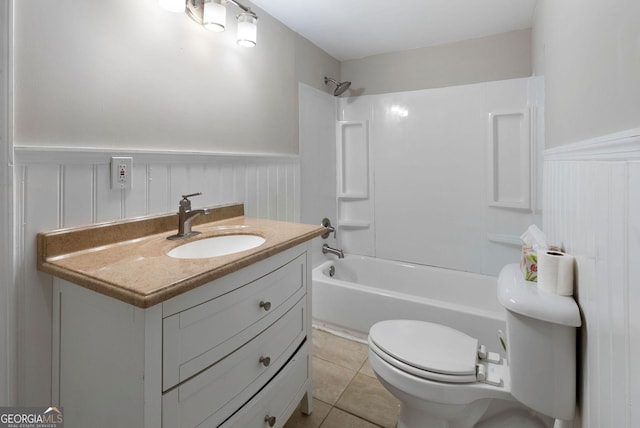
312,254,507,355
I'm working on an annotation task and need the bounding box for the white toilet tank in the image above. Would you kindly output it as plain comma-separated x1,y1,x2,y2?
497,264,582,421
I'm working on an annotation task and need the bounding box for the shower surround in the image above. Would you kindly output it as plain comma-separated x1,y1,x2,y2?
326,77,544,276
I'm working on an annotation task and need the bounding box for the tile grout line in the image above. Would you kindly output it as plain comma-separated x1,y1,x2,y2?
314,401,331,428
313,354,369,374
290,330,395,428
322,359,386,428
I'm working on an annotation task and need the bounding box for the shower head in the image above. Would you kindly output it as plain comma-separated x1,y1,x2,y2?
324,77,351,96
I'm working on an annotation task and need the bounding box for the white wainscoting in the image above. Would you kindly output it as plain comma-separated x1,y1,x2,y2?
0,0,15,407
543,128,640,427
13,146,300,405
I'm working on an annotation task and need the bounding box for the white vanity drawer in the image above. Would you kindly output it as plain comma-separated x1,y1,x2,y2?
219,343,309,428
163,253,306,390
162,297,306,428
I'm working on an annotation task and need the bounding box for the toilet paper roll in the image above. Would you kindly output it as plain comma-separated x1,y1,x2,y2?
537,250,575,295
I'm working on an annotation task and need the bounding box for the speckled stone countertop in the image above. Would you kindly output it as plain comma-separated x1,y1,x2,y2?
37,203,325,308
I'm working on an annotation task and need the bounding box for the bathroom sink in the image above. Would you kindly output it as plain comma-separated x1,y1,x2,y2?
168,234,266,259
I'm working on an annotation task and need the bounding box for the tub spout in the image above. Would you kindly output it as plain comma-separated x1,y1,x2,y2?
322,244,344,259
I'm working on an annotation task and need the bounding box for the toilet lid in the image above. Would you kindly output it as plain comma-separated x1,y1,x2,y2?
369,320,478,376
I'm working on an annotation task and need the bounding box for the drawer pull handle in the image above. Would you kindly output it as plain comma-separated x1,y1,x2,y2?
264,415,276,427
260,301,272,311
259,356,271,367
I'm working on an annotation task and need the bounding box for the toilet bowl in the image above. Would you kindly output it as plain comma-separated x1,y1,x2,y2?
369,319,511,428
367,264,582,428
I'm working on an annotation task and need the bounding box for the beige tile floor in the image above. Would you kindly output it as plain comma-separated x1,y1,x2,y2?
284,329,400,428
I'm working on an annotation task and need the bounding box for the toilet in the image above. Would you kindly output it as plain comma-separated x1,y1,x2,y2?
368,264,582,428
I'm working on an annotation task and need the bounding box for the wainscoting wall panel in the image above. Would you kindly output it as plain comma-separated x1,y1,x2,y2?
543,129,640,428
14,147,300,405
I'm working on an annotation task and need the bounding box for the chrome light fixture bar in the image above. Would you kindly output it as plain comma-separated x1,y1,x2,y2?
181,0,259,47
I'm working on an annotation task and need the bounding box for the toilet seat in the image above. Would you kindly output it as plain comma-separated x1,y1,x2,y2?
369,320,480,384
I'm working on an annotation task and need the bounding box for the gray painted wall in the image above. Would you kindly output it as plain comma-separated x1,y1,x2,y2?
533,0,640,148
13,0,339,154
340,29,532,96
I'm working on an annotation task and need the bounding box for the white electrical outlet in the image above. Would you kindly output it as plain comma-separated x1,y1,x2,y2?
110,156,133,190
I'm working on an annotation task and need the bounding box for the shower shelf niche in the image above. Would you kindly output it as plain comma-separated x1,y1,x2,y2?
488,109,532,210
336,120,374,255
337,220,370,229
337,121,369,199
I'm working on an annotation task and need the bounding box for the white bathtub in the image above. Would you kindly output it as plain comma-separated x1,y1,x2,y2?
312,254,507,355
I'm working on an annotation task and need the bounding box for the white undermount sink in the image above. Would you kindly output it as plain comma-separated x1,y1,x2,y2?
167,234,266,259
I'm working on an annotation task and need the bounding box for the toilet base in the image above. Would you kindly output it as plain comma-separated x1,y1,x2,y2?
396,396,491,428
369,346,508,428
476,403,553,428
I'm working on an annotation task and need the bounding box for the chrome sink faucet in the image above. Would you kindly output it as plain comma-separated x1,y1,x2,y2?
167,192,211,240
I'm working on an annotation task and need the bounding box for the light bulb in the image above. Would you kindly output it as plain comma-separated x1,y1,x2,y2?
203,0,226,32
236,12,257,47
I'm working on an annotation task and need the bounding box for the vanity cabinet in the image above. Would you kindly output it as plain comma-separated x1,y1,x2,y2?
52,244,313,428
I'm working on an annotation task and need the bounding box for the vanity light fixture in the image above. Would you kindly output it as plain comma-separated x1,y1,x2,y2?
167,0,259,47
